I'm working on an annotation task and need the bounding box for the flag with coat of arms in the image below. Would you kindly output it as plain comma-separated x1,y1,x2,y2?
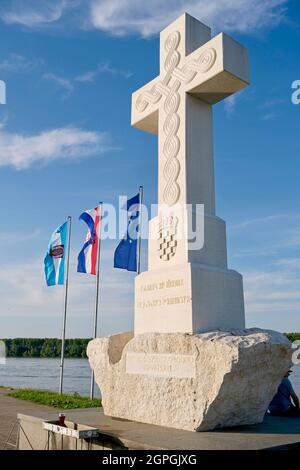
44,222,68,286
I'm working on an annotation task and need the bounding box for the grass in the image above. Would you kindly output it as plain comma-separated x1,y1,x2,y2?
7,388,101,409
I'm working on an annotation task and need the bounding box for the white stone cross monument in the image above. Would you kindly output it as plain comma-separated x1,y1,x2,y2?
132,13,249,335
88,13,291,432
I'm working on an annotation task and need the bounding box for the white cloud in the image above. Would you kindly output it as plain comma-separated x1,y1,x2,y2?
96,62,132,79
0,124,115,170
75,70,97,83
226,211,300,321
262,98,285,108
89,0,288,37
0,255,134,322
0,115,9,130
43,72,74,96
0,0,71,27
276,258,300,269
244,263,300,314
0,230,41,244
0,0,288,36
230,213,300,260
42,63,132,97
224,94,238,116
224,87,249,116
233,247,280,258
229,214,285,231
0,53,41,73
75,62,132,83
284,235,300,248
262,112,280,121
0,260,60,312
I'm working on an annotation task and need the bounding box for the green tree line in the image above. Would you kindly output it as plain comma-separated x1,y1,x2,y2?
1,334,299,358
285,332,300,343
1,338,91,358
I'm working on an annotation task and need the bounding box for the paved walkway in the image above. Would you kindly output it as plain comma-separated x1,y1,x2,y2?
19,406,300,450
0,388,54,450
1,387,300,450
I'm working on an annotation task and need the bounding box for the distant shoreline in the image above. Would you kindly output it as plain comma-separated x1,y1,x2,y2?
1,333,299,359
1,338,91,358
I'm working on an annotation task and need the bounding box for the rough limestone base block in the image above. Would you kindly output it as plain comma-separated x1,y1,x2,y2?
87,329,292,432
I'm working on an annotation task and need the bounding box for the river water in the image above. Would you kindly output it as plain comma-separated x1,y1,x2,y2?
0,358,299,398
0,358,101,397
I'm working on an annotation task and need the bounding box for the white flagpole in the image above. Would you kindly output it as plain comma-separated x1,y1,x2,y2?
90,202,103,399
136,186,143,275
59,216,72,395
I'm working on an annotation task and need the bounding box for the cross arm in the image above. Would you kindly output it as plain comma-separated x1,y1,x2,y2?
131,30,250,134
131,76,161,135
184,32,250,104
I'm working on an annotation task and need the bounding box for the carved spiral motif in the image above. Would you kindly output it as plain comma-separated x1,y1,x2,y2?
164,31,181,78
136,84,162,113
135,32,181,114
197,48,217,73
174,47,217,84
161,32,182,206
162,80,181,205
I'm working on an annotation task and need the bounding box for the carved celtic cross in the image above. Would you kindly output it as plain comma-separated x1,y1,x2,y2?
132,13,249,335
132,13,249,213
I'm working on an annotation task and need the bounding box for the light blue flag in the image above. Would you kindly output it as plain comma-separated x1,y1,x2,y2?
44,222,68,286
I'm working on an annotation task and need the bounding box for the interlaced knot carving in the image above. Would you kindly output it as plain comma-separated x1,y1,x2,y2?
135,31,216,207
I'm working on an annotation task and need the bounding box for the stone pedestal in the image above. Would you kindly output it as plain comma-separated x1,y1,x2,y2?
135,209,246,334
135,262,245,335
88,329,292,432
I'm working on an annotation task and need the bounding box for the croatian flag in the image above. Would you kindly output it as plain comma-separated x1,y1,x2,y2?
77,207,101,275
44,222,67,286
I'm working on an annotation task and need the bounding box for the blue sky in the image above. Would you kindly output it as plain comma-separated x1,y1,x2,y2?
0,0,299,338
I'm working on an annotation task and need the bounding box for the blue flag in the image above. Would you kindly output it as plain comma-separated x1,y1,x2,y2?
44,222,68,286
114,193,140,272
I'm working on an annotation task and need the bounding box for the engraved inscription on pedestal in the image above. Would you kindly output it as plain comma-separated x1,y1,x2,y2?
136,276,191,311
126,352,196,378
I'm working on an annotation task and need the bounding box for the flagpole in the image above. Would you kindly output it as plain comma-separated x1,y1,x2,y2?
59,216,72,395
90,202,103,399
136,186,143,275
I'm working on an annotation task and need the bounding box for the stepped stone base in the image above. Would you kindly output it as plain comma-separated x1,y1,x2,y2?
87,329,292,432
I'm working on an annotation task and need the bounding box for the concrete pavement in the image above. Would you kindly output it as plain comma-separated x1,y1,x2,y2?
0,388,54,450
1,387,300,450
